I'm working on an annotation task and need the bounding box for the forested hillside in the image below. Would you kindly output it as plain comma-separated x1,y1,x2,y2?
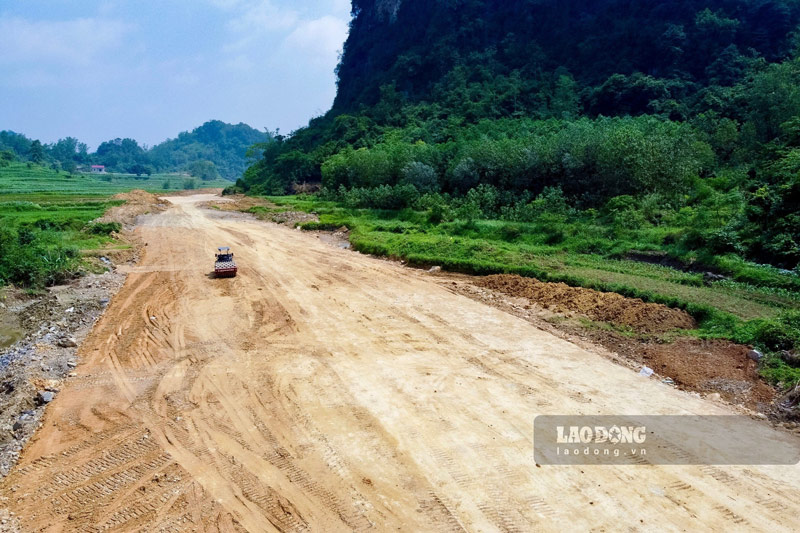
240,0,800,270
0,121,268,180
148,121,270,179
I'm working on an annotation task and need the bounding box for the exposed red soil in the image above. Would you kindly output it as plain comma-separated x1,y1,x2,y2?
640,338,776,406
475,274,696,334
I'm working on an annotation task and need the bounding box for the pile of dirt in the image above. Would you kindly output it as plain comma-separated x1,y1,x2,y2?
96,190,169,228
475,274,696,334
640,338,776,408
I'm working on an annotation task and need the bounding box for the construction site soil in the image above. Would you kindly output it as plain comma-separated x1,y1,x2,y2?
451,272,785,411
474,274,696,333
1,194,798,532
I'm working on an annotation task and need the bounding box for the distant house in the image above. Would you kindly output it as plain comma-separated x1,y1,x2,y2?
91,165,106,174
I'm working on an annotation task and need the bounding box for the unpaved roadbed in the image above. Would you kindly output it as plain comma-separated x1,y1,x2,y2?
1,194,799,532
449,278,781,414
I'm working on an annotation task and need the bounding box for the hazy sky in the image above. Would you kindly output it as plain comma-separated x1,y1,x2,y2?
0,0,352,149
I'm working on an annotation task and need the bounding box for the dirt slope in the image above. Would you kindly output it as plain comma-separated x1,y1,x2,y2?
1,194,799,532
475,274,696,333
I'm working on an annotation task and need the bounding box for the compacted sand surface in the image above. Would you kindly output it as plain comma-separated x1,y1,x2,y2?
1,194,798,532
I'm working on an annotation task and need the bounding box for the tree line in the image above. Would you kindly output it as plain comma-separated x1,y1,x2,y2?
0,120,269,180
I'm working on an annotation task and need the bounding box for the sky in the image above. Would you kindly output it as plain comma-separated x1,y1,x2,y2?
0,0,352,149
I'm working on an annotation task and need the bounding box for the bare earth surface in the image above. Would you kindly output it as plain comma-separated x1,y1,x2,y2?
1,194,799,532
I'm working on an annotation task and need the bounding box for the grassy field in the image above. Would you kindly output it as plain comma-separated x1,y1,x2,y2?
0,162,232,288
257,195,800,387
0,162,232,195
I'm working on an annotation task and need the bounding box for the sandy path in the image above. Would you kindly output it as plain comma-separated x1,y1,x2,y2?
1,194,798,532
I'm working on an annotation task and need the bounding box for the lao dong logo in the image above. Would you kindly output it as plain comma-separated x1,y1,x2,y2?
556,425,647,458
557,425,647,445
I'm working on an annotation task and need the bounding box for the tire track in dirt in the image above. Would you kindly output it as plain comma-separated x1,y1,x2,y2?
2,194,800,532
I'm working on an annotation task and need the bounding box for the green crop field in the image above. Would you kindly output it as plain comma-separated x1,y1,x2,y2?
0,161,232,196
0,162,232,288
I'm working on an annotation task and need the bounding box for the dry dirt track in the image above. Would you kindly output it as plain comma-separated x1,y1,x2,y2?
2,194,799,532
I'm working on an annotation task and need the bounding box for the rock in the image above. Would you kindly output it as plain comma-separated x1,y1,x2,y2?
65,307,74,313
747,349,764,362
58,337,78,348
428,266,442,273
706,393,721,401
12,421,23,432
780,351,800,366
638,366,654,378
703,272,727,285
99,298,110,306
67,360,77,368
36,391,55,405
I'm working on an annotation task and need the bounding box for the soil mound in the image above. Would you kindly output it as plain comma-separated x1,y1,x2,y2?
97,190,168,227
476,274,696,334
641,338,775,407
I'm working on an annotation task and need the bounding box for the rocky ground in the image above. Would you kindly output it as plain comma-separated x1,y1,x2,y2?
203,194,319,227
0,270,125,477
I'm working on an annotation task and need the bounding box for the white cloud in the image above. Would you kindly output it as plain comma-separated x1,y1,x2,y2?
0,16,133,67
283,16,348,66
228,1,299,32
210,0,348,73
217,0,299,53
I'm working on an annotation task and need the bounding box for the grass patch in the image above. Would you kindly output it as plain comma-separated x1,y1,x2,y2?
0,163,199,287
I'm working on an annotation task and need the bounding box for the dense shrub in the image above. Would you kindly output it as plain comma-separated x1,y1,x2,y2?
401,162,439,193
337,184,421,210
85,222,122,235
0,227,80,287
751,311,800,353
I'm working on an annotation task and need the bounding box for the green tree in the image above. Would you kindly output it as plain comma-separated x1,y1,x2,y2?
0,150,14,168
28,140,45,164
128,163,152,177
401,162,439,192
187,160,220,181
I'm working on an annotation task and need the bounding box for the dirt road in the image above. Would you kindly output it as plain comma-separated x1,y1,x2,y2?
2,194,799,532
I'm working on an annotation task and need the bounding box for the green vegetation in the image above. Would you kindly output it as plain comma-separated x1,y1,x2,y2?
0,193,121,288
0,161,230,195
147,121,269,179
239,0,800,269
1,120,268,180
0,162,220,288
